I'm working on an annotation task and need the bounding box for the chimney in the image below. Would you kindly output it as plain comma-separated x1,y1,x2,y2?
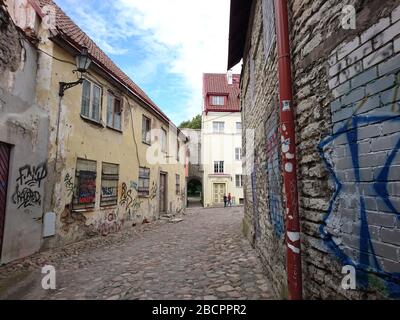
227,70,233,85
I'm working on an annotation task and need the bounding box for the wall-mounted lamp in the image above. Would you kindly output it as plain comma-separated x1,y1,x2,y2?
59,46,92,97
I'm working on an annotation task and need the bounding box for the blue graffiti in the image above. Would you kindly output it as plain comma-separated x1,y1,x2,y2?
266,126,284,237
251,166,261,240
319,114,400,298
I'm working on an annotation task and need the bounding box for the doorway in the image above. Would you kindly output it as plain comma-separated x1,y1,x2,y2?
187,178,202,207
0,142,10,258
159,172,168,214
213,183,226,204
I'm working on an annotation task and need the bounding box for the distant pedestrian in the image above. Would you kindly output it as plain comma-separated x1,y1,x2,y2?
228,193,232,207
223,194,228,207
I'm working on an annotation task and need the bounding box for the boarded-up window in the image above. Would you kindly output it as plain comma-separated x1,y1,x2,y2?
176,174,180,195
138,167,150,197
107,93,122,130
100,163,119,207
262,0,276,60
73,159,97,210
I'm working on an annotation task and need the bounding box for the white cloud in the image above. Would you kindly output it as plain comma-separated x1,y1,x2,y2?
57,0,242,123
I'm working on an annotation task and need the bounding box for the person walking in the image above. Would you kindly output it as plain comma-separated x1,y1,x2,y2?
228,193,232,207
223,194,228,208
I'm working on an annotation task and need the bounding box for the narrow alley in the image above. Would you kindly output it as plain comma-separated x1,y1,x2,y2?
0,207,271,300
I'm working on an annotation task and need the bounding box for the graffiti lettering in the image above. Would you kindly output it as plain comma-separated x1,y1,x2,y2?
64,173,74,197
16,163,48,188
12,162,47,209
150,182,157,200
101,187,114,196
12,185,41,209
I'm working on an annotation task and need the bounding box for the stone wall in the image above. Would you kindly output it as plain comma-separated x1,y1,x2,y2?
241,0,400,299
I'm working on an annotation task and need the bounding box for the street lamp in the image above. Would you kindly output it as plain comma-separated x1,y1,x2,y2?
59,46,92,97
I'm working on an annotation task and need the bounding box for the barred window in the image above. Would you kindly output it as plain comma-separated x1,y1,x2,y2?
100,163,119,207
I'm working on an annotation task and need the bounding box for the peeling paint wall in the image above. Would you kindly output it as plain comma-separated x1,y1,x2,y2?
35,42,187,248
0,1,49,264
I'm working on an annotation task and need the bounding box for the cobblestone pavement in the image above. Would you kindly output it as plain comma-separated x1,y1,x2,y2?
0,207,272,300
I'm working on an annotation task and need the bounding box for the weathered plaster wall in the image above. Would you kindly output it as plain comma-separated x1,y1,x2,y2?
0,2,49,264
241,0,400,299
36,42,187,248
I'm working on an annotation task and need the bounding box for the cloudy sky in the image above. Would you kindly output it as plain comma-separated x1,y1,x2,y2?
55,0,241,125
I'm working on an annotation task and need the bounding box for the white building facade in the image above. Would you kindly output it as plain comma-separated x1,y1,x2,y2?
202,73,244,207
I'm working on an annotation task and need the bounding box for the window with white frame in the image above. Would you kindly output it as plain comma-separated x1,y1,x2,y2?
214,161,224,174
107,93,122,130
236,175,243,188
81,79,102,122
235,148,242,161
210,96,225,106
142,116,151,145
213,121,225,133
236,122,242,134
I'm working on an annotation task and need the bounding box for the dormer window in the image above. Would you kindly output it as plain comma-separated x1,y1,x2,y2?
210,95,225,106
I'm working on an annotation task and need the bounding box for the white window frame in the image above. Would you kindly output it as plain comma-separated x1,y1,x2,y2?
210,96,225,106
214,161,224,174
81,79,102,123
142,115,151,145
107,93,122,131
236,122,242,134
213,121,225,134
236,175,243,188
235,148,242,161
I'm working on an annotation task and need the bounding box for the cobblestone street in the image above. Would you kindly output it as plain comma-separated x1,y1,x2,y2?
0,207,272,300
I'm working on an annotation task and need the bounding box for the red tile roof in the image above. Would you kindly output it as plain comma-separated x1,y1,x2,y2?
36,0,173,125
203,73,241,113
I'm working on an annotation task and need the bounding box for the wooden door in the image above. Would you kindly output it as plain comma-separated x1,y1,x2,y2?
159,173,167,213
0,142,10,258
213,183,226,204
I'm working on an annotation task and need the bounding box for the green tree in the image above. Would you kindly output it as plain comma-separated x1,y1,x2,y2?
179,114,202,129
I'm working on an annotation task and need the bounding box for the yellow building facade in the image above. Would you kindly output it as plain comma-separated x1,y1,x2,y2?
0,0,187,262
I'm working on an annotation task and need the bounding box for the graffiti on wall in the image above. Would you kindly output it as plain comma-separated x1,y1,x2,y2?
12,162,47,209
77,171,96,204
150,182,157,200
266,120,284,237
120,182,142,211
98,208,125,236
322,35,400,297
64,173,75,197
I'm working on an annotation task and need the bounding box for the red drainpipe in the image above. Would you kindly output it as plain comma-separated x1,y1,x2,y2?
274,0,303,300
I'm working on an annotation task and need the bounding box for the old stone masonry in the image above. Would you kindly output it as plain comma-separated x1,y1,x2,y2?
0,207,271,300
